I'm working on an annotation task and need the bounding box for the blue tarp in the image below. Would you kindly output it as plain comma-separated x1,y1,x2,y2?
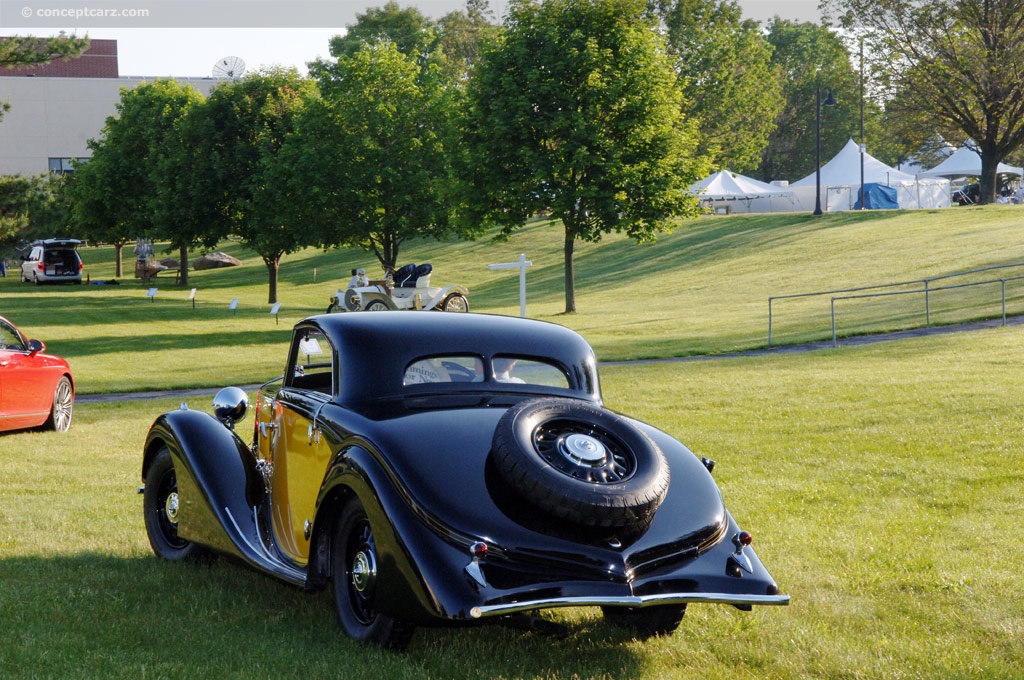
854,183,899,210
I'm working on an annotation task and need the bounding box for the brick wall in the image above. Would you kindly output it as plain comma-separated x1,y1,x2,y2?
0,38,118,78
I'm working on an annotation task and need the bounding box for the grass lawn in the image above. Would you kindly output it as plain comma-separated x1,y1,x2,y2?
1,328,1021,678
0,206,1022,677
2,206,1024,394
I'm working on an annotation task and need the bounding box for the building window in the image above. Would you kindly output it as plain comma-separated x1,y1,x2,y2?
48,157,86,174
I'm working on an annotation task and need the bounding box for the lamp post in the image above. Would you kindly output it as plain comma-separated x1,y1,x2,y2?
814,86,838,216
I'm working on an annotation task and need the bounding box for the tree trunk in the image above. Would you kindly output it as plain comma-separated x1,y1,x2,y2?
264,254,281,304
114,243,123,278
978,143,1000,204
563,224,576,314
178,244,189,287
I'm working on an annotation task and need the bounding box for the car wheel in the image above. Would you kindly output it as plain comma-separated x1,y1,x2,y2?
364,300,390,311
143,446,200,561
491,398,669,529
441,293,469,312
330,498,414,649
326,301,341,313
45,376,74,432
601,605,685,638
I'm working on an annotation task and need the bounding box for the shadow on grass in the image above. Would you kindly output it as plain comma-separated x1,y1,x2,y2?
0,553,646,678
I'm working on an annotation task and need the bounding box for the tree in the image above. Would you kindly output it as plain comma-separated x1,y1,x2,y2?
651,0,784,173
828,0,1024,204
194,68,317,304
288,42,470,270
68,80,205,279
757,19,860,183
463,0,706,313
1,35,89,123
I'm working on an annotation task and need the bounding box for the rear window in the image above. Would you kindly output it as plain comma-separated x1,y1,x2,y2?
403,354,569,389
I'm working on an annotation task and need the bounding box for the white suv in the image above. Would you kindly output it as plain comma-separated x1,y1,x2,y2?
20,238,84,284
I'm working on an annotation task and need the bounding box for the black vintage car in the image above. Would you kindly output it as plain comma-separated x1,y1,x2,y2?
141,313,787,648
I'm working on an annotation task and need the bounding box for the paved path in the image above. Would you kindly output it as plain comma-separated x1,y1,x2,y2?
77,315,1024,403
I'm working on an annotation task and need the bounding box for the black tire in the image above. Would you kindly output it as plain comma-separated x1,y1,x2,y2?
45,376,74,432
330,498,414,649
364,299,390,311
491,398,669,529
326,301,341,313
441,293,469,313
143,446,200,561
602,605,686,638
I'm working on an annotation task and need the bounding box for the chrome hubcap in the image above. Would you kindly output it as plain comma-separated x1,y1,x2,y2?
351,549,376,593
560,433,608,466
164,492,179,524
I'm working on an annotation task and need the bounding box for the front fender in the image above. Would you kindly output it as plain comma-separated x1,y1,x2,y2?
143,409,305,585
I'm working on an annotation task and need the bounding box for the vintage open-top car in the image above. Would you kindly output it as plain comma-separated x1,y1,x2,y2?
327,263,469,313
141,312,787,648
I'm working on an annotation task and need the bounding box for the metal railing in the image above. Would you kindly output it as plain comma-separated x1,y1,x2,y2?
768,263,1024,348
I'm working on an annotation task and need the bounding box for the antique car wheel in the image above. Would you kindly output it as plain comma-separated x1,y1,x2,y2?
602,605,686,638
364,300,390,312
491,398,669,528
331,498,414,649
441,293,469,313
326,301,341,313
143,446,200,561
45,376,74,432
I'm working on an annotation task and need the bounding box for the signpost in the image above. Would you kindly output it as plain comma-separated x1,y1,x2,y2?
270,302,281,325
488,254,533,318
146,287,157,302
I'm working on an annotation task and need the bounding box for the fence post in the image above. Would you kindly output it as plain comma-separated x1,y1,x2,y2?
925,279,931,326
768,297,774,347
1002,279,1007,325
831,297,838,348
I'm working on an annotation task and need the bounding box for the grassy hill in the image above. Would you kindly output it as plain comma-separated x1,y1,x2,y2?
2,204,1024,393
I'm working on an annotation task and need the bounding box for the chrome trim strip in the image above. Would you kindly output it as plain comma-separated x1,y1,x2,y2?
469,592,790,619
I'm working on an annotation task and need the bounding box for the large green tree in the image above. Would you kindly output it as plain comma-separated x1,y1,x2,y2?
194,69,317,303
68,80,205,279
651,0,784,173
287,42,469,270
827,0,1024,204
758,20,860,183
463,0,706,313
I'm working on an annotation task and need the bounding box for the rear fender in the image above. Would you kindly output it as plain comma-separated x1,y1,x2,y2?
143,409,305,585
308,443,460,623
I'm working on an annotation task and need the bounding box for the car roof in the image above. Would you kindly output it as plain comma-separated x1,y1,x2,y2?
301,312,602,404
32,238,82,247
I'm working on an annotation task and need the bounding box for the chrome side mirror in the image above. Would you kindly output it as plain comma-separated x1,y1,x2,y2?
212,386,249,429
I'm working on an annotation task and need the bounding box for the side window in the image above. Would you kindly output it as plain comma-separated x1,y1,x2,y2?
492,356,570,388
0,322,23,351
288,329,334,394
404,356,484,385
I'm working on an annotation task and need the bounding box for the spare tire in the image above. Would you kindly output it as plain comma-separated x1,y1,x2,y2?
491,398,669,529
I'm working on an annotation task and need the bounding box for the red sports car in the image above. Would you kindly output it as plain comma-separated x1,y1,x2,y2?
0,315,74,433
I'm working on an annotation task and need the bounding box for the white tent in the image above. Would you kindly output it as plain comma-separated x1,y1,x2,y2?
918,145,1021,178
790,139,950,211
793,139,917,186
690,170,796,213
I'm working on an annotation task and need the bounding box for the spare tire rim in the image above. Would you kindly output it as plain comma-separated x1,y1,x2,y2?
533,420,635,484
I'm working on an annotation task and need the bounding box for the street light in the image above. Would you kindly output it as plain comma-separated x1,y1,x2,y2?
813,86,838,216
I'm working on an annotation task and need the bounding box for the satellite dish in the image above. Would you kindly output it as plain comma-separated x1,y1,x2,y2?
213,56,246,79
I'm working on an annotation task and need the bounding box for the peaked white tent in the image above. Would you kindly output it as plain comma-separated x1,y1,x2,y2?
918,145,1021,178
690,170,796,213
793,139,917,186
790,139,950,211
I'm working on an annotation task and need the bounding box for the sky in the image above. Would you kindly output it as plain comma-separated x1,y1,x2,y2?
4,0,824,79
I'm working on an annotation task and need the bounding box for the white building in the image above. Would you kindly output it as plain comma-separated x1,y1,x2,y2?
0,38,219,176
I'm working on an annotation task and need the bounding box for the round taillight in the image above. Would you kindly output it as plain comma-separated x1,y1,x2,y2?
738,531,753,546
470,541,488,559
